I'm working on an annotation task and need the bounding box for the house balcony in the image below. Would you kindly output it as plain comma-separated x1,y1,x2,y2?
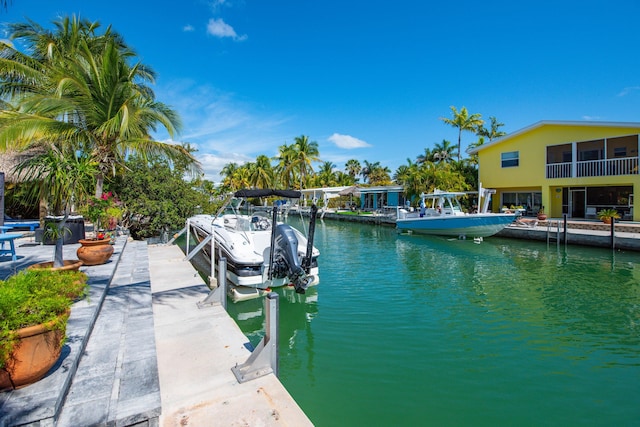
546,156,639,179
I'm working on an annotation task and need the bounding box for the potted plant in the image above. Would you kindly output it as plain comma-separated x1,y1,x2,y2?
28,223,83,271
0,269,88,390
537,206,547,220
76,192,119,265
14,148,96,269
597,208,620,224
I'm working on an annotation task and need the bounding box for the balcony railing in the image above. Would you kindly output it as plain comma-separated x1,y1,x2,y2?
546,157,639,179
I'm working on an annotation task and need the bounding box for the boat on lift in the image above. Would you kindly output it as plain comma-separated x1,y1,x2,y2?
186,189,320,300
396,187,517,239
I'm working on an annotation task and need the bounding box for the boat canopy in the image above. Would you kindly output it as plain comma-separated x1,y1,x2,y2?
233,189,302,199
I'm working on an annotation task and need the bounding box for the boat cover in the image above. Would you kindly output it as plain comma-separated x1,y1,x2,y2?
234,189,302,198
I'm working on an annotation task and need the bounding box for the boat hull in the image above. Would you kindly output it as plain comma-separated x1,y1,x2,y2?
396,213,516,238
188,214,319,289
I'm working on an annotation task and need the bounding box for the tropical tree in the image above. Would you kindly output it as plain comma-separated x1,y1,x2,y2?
394,158,427,203
367,163,392,186
111,153,210,239
248,154,274,189
0,15,201,199
416,147,434,164
292,135,320,189
345,159,361,181
440,106,484,161
314,161,336,187
334,170,356,186
231,165,252,191
477,116,506,143
273,143,297,189
432,139,458,163
14,146,96,266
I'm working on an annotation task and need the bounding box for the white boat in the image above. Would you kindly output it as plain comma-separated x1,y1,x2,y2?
186,189,320,297
396,187,517,239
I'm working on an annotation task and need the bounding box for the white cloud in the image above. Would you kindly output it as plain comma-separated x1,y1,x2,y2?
207,18,247,41
183,24,195,32
153,79,293,183
618,86,640,97
328,133,371,149
198,152,252,183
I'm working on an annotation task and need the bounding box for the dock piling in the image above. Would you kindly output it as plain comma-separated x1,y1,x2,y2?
198,256,227,309
232,292,280,383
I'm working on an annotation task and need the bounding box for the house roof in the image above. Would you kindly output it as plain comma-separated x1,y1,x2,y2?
467,120,640,155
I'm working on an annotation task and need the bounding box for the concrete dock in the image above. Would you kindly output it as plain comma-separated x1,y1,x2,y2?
148,244,312,426
0,236,312,426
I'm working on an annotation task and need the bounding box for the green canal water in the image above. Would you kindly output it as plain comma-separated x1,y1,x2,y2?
194,217,640,426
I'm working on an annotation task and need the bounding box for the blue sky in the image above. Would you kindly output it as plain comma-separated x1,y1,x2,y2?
3,1,640,183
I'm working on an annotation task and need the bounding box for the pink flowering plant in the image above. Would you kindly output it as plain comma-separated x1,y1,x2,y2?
81,192,123,237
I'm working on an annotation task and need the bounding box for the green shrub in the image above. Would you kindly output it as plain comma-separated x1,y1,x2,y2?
0,269,87,368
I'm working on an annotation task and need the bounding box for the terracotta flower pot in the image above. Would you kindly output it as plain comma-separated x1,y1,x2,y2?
0,311,69,390
76,238,114,266
27,259,83,271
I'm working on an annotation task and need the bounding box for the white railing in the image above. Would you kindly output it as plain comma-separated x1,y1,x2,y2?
546,157,638,179
578,157,638,177
546,162,572,179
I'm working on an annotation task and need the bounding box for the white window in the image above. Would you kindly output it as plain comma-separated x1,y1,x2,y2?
501,151,519,168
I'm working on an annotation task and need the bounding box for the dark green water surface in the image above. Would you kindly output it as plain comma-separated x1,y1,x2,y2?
218,218,640,426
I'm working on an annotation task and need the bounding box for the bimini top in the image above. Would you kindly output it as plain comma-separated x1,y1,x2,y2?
233,189,302,199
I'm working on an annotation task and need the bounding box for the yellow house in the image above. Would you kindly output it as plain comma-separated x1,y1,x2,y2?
468,121,640,221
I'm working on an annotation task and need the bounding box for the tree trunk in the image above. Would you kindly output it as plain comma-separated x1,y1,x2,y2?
53,212,69,268
95,174,104,198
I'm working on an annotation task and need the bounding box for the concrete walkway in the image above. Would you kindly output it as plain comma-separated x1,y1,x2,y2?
148,244,312,426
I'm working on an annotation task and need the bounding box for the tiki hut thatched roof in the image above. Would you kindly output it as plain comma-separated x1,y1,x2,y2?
0,147,46,183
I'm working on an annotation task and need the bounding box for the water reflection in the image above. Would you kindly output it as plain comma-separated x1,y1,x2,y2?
395,233,640,366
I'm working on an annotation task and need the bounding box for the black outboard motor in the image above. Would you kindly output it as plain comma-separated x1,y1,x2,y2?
272,224,311,293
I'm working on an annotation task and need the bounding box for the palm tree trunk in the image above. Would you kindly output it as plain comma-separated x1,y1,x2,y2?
53,211,69,268
95,174,104,198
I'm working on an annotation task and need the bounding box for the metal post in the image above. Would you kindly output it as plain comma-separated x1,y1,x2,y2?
563,214,568,246
210,233,217,288
231,292,280,382
611,218,615,250
198,256,227,309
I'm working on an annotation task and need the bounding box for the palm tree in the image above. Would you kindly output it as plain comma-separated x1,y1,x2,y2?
416,147,434,164
432,139,458,164
15,146,96,267
249,154,274,189
273,142,297,189
394,159,424,203
360,160,377,183
334,170,355,186
292,135,320,189
367,163,391,186
315,161,336,187
477,116,506,143
440,106,484,161
0,15,201,198
345,159,361,181
231,165,252,191
220,162,239,182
